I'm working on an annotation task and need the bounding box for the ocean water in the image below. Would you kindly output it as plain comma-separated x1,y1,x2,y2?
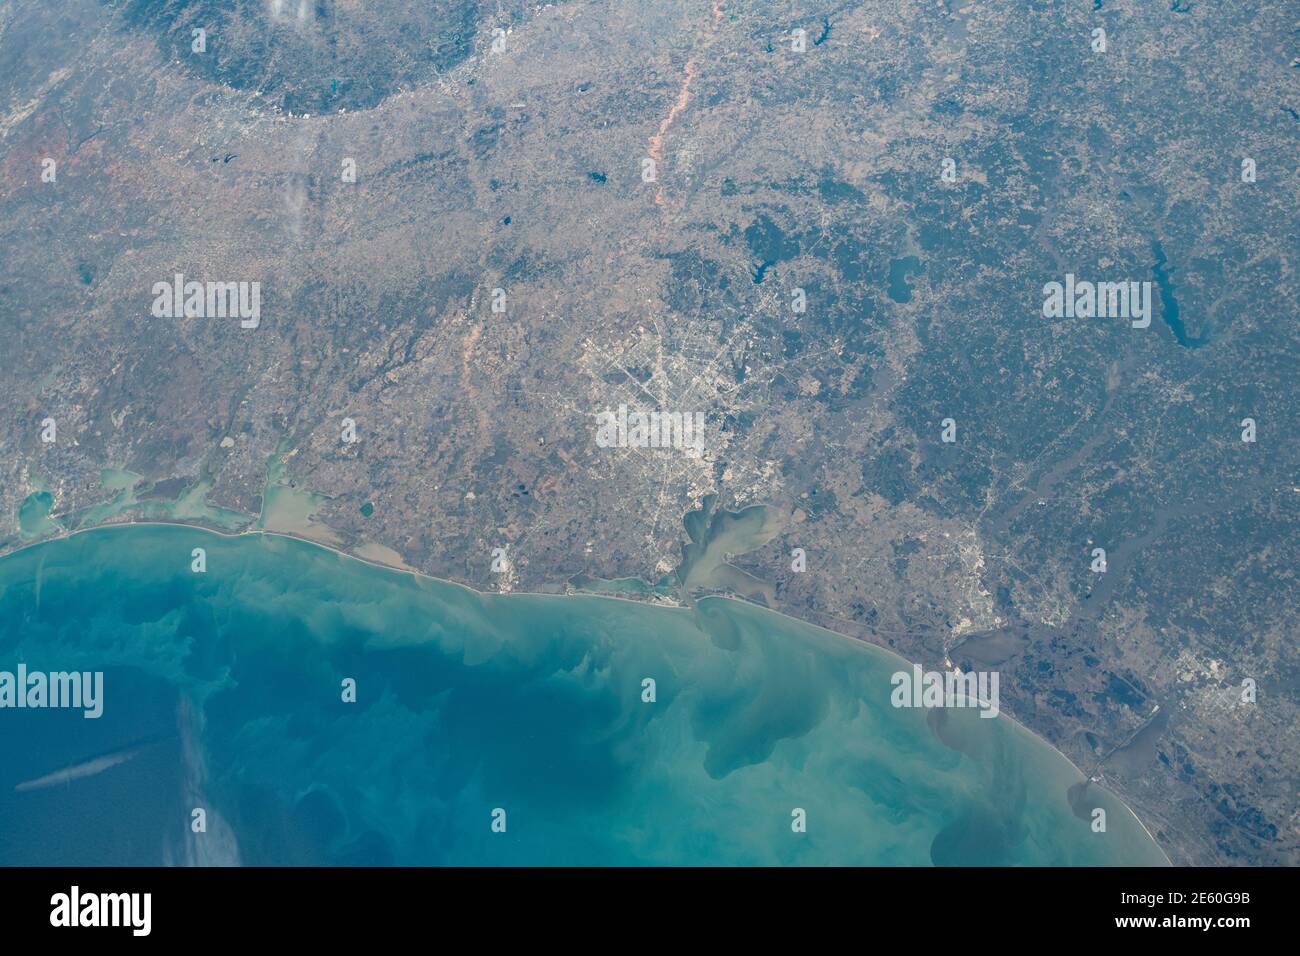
0,525,1167,866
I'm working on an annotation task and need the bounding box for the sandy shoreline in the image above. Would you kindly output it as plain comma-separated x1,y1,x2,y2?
0,515,1171,864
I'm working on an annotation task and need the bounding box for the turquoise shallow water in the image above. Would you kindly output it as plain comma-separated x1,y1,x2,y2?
0,524,1167,866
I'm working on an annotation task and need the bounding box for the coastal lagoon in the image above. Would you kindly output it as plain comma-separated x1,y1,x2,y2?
0,524,1167,866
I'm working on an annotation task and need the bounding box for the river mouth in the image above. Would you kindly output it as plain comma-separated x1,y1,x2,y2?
0,523,1167,866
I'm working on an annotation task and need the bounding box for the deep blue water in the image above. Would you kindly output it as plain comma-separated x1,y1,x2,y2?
1152,239,1210,348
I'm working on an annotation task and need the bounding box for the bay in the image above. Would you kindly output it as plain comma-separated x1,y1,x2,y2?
0,524,1167,866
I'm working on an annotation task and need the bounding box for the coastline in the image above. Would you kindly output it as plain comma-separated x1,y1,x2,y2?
0,515,1172,865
